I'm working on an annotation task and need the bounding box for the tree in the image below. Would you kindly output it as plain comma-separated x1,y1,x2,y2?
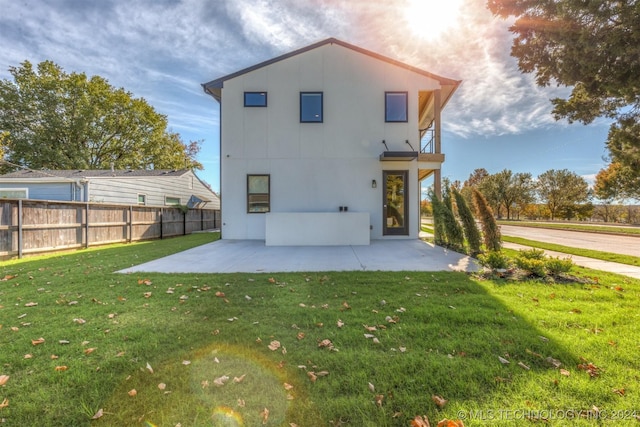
536,169,591,220
472,188,501,252
0,60,202,172
488,0,640,196
452,187,482,255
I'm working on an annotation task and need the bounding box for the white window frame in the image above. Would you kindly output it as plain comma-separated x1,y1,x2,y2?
137,194,147,205
0,188,29,199
165,196,181,206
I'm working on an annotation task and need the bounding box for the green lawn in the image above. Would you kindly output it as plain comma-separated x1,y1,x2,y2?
1,234,640,426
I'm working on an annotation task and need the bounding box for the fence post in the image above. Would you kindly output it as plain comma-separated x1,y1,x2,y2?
18,199,23,259
128,205,133,243
201,209,204,231
85,202,90,248
160,208,164,239
183,209,187,235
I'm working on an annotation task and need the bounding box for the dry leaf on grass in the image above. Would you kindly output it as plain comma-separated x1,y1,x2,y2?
233,374,246,383
73,318,86,325
437,420,465,427
0,375,8,386
337,319,344,328
284,383,294,390
83,347,96,355
32,337,45,345
260,407,269,424
411,415,430,427
24,354,33,359
268,340,281,351
146,362,154,374
213,375,229,387
55,366,68,371
560,369,570,376
138,279,152,285
368,382,375,393
0,398,8,410
375,394,384,407
158,383,166,390
128,389,137,396
25,302,38,307
431,395,447,408
91,408,104,419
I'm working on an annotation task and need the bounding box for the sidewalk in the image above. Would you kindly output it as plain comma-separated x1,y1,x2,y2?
503,242,640,279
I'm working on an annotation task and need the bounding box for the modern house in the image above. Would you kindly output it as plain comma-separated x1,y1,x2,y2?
0,169,220,209
202,38,459,245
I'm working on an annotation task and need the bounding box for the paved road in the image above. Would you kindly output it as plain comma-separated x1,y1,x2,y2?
500,225,640,257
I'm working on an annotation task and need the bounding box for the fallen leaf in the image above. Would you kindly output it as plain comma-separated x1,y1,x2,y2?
31,337,45,345
364,334,375,339
260,407,270,424
158,383,166,390
233,374,246,383
375,394,384,407
0,375,9,386
578,361,601,377
144,292,152,298
518,362,530,370
411,415,430,427
437,420,465,427
316,371,329,377
91,408,104,419
1,275,16,281
55,366,68,371
307,371,317,382
84,347,96,355
24,354,33,359
128,389,137,396
545,357,562,368
368,382,375,392
138,279,152,285
372,337,380,344
284,382,294,390
341,301,351,310
0,398,8,410
297,332,305,340
560,369,570,377
25,302,38,307
268,340,281,351
201,380,209,388
363,325,377,332
337,319,344,328
215,291,225,298
268,277,276,283
214,375,229,387
73,318,86,325
432,395,447,408
237,399,246,407
613,388,625,396
182,360,191,366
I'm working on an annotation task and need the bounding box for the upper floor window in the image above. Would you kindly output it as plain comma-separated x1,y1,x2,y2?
385,92,408,122
137,194,146,205
244,92,267,107
300,92,323,122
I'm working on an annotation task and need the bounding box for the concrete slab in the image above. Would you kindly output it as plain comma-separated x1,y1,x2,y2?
118,239,479,274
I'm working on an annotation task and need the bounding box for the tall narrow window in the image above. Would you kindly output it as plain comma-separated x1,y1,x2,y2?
300,92,323,122
385,92,408,122
247,174,270,213
244,92,267,107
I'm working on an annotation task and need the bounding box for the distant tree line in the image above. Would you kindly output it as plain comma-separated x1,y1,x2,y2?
420,168,639,224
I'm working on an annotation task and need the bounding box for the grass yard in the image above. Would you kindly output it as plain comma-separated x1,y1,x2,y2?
496,221,640,237
1,234,640,426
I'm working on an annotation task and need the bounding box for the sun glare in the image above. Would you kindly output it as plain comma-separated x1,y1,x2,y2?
403,0,464,40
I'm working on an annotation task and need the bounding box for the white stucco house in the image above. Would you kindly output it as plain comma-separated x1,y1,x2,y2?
203,38,460,245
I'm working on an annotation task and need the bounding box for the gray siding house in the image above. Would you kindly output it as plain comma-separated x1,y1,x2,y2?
0,169,220,209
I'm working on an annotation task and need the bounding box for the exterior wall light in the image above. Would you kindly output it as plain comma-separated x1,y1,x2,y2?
372,179,377,188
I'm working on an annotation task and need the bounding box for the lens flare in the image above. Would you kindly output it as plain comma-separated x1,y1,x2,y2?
212,406,244,426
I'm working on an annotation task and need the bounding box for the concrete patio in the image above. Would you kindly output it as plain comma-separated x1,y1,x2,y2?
118,239,479,274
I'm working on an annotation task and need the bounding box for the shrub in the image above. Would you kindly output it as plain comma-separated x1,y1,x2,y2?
429,190,446,246
545,257,574,275
477,251,511,270
452,187,482,255
515,256,547,277
517,248,546,260
472,188,501,251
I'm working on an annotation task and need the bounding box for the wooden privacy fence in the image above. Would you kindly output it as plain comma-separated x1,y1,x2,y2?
0,199,220,259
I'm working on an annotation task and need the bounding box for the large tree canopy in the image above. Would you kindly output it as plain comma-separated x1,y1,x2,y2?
488,0,640,197
0,60,201,172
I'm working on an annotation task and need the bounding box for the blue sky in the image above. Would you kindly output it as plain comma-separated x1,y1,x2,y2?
0,0,612,194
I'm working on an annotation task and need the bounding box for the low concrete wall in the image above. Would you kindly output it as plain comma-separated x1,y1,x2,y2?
265,212,370,246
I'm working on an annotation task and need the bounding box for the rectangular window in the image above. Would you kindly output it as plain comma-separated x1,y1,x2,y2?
137,194,146,205
244,92,267,107
165,196,180,206
247,174,270,213
0,188,28,199
300,92,323,122
385,91,408,122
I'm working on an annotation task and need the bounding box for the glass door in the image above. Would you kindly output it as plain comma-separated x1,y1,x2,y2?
383,171,409,236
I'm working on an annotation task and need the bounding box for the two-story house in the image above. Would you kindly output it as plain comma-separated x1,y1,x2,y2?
203,38,459,245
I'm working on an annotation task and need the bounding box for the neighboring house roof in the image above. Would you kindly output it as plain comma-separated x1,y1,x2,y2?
202,37,461,105
0,169,191,179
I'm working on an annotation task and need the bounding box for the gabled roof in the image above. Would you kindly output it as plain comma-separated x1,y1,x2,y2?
0,169,190,180
202,37,461,101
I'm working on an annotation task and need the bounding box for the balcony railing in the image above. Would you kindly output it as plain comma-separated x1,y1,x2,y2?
420,128,435,154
